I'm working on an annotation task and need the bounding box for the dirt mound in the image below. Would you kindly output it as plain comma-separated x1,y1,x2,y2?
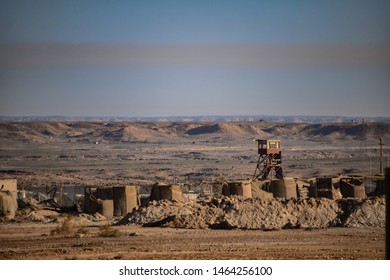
120,196,385,230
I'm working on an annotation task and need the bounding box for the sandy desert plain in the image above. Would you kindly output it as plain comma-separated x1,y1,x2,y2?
0,120,389,260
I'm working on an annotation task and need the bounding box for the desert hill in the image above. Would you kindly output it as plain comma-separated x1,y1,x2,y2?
0,121,389,144
186,123,271,137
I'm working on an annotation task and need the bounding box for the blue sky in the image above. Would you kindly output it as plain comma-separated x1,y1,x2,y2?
0,0,389,117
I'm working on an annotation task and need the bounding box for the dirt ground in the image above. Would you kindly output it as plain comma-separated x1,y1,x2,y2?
0,222,385,260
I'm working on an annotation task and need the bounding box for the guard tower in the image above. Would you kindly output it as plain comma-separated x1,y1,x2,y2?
253,139,284,180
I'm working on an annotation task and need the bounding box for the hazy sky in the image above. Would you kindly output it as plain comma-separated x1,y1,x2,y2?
1,0,389,118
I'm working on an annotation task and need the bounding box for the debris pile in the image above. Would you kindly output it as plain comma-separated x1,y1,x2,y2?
119,199,224,229
222,197,341,229
342,198,386,228
119,196,385,230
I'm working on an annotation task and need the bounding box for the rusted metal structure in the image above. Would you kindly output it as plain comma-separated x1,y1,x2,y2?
253,139,284,180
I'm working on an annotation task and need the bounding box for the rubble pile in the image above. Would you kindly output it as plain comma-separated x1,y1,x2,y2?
120,199,224,229
120,196,385,230
223,197,341,229
342,198,386,228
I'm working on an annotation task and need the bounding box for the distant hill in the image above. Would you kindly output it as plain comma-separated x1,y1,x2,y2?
0,121,389,143
1,115,389,123
187,123,271,137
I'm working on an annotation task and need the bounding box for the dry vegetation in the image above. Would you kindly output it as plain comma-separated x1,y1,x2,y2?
98,224,121,237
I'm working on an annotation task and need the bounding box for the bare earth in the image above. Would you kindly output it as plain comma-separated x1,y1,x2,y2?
0,223,385,260
0,121,388,260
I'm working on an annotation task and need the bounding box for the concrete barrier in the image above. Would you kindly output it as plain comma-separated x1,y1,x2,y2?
270,178,297,199
150,183,183,201
84,186,142,217
222,180,252,199
0,191,17,219
0,179,18,219
84,187,113,217
340,178,366,199
316,177,342,199
113,186,140,216
250,180,273,199
96,199,114,219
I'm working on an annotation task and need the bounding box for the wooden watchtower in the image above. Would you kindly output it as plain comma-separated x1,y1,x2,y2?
253,139,284,180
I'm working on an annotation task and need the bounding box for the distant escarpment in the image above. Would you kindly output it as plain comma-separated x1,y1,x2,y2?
0,121,388,143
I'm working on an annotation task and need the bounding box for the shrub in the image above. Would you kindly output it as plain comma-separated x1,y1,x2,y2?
50,216,75,236
98,224,121,237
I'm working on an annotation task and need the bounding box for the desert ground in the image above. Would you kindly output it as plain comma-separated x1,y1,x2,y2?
0,223,385,260
0,121,389,260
